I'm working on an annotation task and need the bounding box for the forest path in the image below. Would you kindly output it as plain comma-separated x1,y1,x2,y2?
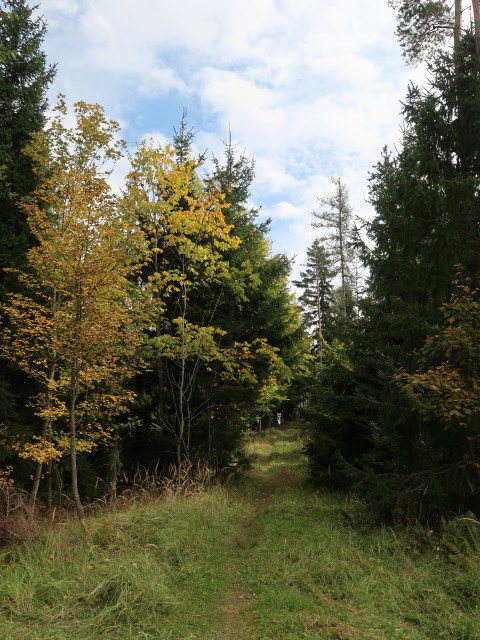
213,425,308,640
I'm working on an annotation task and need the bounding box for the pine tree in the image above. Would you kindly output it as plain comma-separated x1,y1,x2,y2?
388,0,456,63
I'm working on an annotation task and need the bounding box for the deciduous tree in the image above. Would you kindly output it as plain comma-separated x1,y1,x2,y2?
2,98,145,520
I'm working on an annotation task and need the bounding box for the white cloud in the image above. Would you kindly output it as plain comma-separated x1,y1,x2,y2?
39,0,429,279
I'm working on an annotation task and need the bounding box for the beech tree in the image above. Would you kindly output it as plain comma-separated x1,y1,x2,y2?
396,272,480,449
392,273,480,515
2,99,145,520
124,141,245,476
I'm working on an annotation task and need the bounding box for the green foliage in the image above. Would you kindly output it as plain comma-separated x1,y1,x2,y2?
388,0,454,64
293,238,334,354
0,0,55,286
303,37,480,523
312,176,356,325
0,0,55,482
367,35,480,352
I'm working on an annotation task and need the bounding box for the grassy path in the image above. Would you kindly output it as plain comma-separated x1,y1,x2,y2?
211,426,480,640
215,429,280,639
1,425,480,639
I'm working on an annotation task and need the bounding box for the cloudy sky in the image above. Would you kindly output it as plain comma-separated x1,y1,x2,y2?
38,0,431,282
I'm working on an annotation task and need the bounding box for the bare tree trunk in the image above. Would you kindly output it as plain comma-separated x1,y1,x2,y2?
46,460,52,510
315,266,324,363
454,0,463,52
30,360,56,505
69,380,85,522
30,460,43,507
176,279,188,484
158,356,166,426
472,0,480,54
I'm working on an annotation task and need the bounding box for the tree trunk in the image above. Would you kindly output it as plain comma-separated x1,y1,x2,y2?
177,284,187,485
30,360,56,505
472,0,480,54
46,460,52,510
69,381,85,522
315,266,324,363
454,0,462,52
158,356,166,426
30,460,43,507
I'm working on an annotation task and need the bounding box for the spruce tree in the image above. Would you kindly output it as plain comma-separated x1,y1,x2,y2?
312,176,355,324
293,239,334,360
367,33,480,353
0,0,55,289
357,34,480,520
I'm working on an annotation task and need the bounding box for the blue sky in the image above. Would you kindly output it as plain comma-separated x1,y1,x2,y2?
38,0,431,283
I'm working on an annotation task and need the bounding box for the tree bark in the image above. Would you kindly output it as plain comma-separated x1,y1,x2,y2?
69,380,85,522
30,360,56,505
454,0,462,52
472,0,480,54
315,266,324,363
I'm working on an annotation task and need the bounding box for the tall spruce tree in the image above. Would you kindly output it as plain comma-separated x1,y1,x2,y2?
0,0,55,287
304,34,480,521
357,34,480,520
293,239,334,360
312,176,355,324
367,33,480,353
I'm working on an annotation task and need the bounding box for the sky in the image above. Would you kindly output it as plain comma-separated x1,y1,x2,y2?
37,0,433,284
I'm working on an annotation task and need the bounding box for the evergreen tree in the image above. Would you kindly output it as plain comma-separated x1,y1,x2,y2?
367,34,480,354
293,239,334,360
0,0,55,288
304,36,480,521
356,35,480,520
312,176,355,325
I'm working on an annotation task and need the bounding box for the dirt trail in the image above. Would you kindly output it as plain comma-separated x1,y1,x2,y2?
214,429,293,640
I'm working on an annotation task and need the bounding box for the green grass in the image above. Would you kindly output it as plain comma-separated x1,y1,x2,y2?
1,426,480,639
0,489,249,639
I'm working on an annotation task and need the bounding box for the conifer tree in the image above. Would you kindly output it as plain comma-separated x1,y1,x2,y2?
388,0,457,63
312,176,354,323
367,33,480,353
293,239,334,360
356,34,480,519
0,0,55,289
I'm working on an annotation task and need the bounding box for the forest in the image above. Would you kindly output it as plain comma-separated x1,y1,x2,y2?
1,0,480,531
